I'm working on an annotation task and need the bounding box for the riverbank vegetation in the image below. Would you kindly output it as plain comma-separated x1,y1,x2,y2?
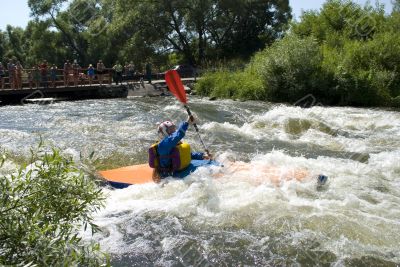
0,145,107,266
196,0,400,107
2,1,399,106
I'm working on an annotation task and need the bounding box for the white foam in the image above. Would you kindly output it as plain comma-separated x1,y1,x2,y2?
2,98,400,264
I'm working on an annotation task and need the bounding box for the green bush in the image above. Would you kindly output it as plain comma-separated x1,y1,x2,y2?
0,145,108,266
254,35,333,103
333,68,391,106
291,0,385,42
290,0,399,106
195,71,220,96
233,71,267,100
391,95,400,107
195,0,400,107
324,31,400,106
195,69,264,101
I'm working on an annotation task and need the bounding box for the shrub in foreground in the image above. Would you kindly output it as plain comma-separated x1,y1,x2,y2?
0,145,107,266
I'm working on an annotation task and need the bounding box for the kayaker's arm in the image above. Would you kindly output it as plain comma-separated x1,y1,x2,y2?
160,122,188,151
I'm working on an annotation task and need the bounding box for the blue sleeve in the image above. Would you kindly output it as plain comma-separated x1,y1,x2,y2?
191,152,204,160
179,121,189,132
158,122,189,152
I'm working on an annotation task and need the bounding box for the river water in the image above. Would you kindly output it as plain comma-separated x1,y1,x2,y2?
1,97,399,266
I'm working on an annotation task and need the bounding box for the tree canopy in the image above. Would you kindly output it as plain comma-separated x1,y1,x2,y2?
0,0,291,68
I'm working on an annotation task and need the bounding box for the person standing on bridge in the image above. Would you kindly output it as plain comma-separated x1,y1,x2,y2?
0,62,5,89
50,64,58,88
7,59,16,89
124,62,129,83
33,65,40,89
64,60,71,86
72,60,80,86
40,60,48,88
113,62,123,85
145,61,152,84
87,64,95,85
127,61,135,82
16,61,23,89
96,60,105,85
27,69,33,89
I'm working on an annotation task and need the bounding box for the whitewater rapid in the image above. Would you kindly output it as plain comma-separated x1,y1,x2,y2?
0,97,399,265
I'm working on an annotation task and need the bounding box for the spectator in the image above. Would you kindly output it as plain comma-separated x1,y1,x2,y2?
40,60,48,88
87,64,95,85
7,59,16,89
113,61,123,85
124,62,129,82
0,62,5,89
127,61,135,81
72,60,80,86
64,60,71,86
27,69,33,89
33,65,40,89
96,60,105,85
16,61,23,89
50,64,58,88
145,61,152,84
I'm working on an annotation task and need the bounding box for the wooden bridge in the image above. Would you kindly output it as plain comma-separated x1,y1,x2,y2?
0,77,197,105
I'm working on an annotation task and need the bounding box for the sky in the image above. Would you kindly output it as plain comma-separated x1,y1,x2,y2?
290,0,394,19
0,0,395,31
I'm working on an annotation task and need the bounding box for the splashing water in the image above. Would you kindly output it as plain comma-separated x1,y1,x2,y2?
1,97,399,265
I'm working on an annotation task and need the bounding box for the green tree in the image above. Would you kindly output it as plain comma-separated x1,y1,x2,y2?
207,0,291,59
193,0,400,107
291,0,385,42
24,20,70,66
109,0,291,65
28,0,91,63
24,0,291,67
28,0,114,65
393,0,400,13
255,35,332,102
4,26,27,63
0,30,7,60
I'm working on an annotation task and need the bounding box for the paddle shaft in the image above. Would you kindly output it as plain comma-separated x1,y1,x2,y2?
164,70,210,156
184,105,210,155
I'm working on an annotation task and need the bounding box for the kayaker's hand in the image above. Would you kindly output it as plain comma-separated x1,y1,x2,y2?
203,152,213,160
152,169,161,183
187,115,196,125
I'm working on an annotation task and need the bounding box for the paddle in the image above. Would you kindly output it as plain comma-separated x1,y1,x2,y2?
165,70,210,157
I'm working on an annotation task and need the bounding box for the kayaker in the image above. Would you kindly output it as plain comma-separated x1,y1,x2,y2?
149,116,212,182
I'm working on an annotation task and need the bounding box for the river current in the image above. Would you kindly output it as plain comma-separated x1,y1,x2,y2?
0,97,399,266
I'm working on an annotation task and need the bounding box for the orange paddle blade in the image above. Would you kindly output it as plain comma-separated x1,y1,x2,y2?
165,70,187,104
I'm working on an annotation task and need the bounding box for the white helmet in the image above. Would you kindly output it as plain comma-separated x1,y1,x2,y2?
158,121,175,138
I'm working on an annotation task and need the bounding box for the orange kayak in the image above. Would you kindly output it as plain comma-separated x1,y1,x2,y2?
99,160,218,188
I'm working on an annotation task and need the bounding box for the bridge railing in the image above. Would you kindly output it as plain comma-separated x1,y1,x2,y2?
0,68,151,90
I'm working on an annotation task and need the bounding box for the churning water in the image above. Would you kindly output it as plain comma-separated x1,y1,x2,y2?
1,97,399,266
